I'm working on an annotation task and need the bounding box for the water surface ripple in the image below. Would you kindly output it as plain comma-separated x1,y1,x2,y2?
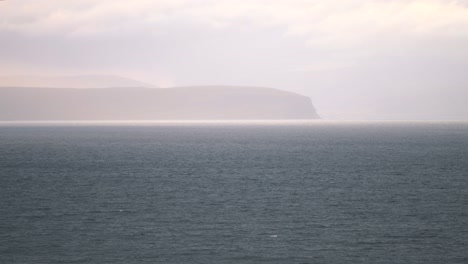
1,122,467,263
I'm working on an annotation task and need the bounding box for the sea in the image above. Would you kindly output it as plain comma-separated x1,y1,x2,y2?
0,121,467,264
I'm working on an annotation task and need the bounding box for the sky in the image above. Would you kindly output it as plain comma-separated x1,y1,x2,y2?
1,0,468,120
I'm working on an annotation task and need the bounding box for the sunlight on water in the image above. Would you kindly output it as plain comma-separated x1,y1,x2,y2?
1,119,468,127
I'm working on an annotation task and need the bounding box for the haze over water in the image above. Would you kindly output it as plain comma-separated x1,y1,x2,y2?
1,121,467,263
2,0,468,120
2,0,468,263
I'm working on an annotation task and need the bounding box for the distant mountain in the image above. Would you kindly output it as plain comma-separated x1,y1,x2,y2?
0,75,155,88
0,86,319,120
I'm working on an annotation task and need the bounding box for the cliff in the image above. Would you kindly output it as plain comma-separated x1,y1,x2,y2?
0,86,319,120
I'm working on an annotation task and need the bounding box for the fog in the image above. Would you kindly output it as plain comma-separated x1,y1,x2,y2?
1,0,468,120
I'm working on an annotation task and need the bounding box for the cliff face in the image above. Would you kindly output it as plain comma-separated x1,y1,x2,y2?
0,86,319,120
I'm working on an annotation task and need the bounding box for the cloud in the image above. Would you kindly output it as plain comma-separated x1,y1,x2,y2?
2,0,468,67
2,1,468,38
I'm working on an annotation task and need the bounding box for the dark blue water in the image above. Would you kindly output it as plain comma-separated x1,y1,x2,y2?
1,122,467,263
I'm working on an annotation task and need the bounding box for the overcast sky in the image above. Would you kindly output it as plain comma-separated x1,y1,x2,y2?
1,0,468,120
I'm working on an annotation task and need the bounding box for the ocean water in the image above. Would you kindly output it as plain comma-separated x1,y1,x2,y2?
0,121,467,264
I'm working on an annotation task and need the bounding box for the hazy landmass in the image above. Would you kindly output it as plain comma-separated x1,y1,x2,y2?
0,86,319,120
0,75,155,89
2,1,468,120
